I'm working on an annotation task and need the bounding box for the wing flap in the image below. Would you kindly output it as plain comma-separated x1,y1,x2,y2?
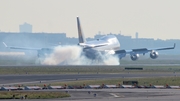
132,48,148,52
115,50,126,54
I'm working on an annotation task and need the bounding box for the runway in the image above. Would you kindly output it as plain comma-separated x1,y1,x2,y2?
0,72,179,85
0,66,180,101
0,89,180,101
59,89,180,101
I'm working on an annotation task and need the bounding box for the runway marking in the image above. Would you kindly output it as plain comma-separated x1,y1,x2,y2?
109,93,120,98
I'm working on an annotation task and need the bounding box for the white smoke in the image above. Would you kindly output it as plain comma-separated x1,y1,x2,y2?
41,45,120,65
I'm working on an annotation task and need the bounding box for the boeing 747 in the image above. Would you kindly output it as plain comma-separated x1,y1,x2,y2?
76,17,175,61
3,17,176,61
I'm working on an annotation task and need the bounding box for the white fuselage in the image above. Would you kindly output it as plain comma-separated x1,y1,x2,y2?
82,35,120,55
81,35,120,58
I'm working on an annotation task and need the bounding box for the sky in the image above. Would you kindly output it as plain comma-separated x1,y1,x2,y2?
0,0,180,40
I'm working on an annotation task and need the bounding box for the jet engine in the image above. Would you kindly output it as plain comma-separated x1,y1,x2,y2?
130,54,139,61
150,51,158,59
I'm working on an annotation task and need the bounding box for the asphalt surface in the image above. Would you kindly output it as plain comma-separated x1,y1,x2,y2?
61,89,180,101
0,89,180,101
0,69,180,101
0,72,179,85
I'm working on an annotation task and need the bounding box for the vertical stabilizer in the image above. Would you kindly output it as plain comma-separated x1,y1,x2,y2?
77,17,86,43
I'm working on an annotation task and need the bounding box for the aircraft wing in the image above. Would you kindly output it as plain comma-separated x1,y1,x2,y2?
3,42,41,50
147,43,176,51
115,43,176,58
79,43,108,49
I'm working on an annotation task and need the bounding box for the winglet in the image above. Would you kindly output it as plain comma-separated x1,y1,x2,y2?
2,42,8,48
173,43,176,49
77,16,86,43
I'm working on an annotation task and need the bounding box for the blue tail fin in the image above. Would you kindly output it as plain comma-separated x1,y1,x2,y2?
77,16,86,43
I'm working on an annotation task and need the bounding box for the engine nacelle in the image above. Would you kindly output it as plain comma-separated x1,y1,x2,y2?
150,51,158,59
130,54,139,61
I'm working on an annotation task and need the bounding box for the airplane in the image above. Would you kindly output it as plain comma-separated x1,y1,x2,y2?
3,17,176,61
76,16,176,61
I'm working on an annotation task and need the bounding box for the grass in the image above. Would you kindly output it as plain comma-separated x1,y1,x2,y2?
0,65,180,74
24,77,180,87
0,91,70,99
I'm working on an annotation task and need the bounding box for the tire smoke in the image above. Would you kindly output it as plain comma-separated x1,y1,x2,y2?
41,45,120,65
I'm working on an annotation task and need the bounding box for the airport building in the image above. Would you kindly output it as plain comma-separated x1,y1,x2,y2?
19,22,33,33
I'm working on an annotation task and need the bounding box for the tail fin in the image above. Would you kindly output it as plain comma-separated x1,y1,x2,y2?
77,16,86,43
